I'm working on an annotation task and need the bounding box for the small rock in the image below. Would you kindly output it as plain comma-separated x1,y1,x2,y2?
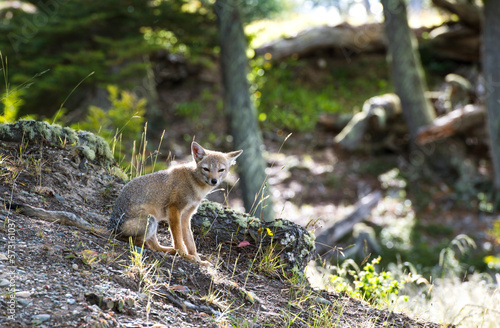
17,291,31,298
67,298,76,305
65,293,73,298
18,299,30,306
32,314,51,324
0,279,10,287
313,296,332,306
0,253,8,261
72,263,79,270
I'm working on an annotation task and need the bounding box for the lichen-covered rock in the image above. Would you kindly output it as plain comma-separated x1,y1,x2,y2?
0,120,114,166
192,200,315,275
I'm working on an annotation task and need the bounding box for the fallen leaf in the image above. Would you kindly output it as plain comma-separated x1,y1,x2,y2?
238,240,251,247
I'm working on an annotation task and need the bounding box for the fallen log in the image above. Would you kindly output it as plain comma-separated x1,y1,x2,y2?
426,24,479,62
334,93,402,151
315,191,382,258
416,104,485,145
192,201,315,274
254,21,479,63
431,0,482,31
317,113,353,132
254,23,387,61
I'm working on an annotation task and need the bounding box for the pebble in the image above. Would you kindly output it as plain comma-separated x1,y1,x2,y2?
17,291,31,298
72,263,79,270
18,299,30,306
0,279,10,287
67,298,76,305
32,314,51,323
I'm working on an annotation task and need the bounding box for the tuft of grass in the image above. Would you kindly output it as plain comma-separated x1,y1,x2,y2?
395,273,500,328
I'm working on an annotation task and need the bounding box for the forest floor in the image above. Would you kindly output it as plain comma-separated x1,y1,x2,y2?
0,131,447,327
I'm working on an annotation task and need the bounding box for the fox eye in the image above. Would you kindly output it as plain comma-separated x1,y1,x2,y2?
218,168,225,173
202,167,210,172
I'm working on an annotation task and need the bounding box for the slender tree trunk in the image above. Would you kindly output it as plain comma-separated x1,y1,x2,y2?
214,0,274,221
381,0,469,181
483,1,500,194
381,0,435,140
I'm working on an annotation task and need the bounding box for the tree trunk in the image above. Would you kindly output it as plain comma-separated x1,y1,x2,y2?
214,0,274,222
483,1,500,194
381,0,467,179
382,0,435,141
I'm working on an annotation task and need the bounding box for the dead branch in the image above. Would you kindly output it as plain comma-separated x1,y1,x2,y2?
416,104,485,145
334,94,401,151
315,191,382,258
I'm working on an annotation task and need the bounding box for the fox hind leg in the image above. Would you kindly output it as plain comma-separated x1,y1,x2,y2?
145,233,176,254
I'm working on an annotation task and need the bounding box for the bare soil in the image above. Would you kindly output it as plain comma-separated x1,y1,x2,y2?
0,139,444,327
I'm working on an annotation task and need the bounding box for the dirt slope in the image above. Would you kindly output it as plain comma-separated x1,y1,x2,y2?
0,136,442,327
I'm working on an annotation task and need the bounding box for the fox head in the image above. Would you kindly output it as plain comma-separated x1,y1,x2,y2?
191,141,243,187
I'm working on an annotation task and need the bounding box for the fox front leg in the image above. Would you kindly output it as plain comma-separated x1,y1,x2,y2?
181,207,209,266
167,206,189,256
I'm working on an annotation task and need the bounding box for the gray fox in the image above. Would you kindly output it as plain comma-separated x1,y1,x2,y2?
107,141,242,266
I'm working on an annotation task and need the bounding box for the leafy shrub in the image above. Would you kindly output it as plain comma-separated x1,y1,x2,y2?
329,256,403,305
352,257,402,304
74,85,146,166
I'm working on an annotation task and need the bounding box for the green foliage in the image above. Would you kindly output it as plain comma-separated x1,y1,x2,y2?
239,0,288,23
250,56,392,132
329,257,403,305
484,219,500,270
74,85,146,165
0,90,23,123
352,257,402,304
0,0,218,119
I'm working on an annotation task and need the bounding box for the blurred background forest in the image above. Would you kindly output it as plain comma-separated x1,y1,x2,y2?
1,0,499,325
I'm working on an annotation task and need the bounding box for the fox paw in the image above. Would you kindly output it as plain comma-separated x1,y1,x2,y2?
182,253,209,266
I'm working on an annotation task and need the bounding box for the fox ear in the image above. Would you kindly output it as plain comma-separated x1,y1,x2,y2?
227,150,243,164
192,142,206,162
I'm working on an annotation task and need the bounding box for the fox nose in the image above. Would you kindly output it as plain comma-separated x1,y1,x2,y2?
210,178,218,185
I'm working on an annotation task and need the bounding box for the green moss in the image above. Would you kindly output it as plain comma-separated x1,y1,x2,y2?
1,120,114,167
62,127,78,144
200,200,224,213
0,124,12,137
77,130,114,166
303,232,316,248
17,120,36,140
202,218,211,228
80,146,96,161
273,219,284,228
